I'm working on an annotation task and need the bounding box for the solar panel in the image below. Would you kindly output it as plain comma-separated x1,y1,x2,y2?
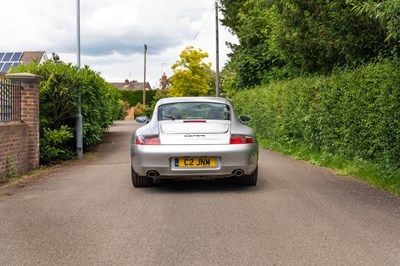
0,52,24,72
10,52,22,61
2,53,13,61
2,63,13,72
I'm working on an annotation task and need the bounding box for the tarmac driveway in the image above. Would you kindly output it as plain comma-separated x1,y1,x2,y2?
0,120,399,265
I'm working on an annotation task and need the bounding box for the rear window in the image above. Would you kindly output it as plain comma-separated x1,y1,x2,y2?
158,102,230,121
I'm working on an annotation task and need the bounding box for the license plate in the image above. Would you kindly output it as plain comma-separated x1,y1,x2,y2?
175,157,217,168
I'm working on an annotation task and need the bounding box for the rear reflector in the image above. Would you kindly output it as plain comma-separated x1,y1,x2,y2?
230,135,255,144
136,135,161,145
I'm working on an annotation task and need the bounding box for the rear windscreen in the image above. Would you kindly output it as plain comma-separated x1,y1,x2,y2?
158,102,230,121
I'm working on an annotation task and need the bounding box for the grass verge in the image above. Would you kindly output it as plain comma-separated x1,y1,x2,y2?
259,138,400,197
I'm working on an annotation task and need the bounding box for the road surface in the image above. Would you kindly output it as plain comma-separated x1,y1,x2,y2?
1,120,399,265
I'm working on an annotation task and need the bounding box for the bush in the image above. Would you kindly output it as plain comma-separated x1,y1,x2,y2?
134,103,153,117
120,90,157,107
39,125,74,165
232,59,400,194
11,61,123,164
233,59,400,167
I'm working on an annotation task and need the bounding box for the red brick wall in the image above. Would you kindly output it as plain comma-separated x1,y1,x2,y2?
0,123,29,178
20,78,40,169
0,74,41,179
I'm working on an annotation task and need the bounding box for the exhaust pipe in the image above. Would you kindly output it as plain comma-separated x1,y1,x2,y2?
147,171,158,178
233,169,244,177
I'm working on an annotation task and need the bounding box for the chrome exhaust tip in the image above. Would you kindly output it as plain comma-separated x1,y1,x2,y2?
147,171,158,178
233,169,244,177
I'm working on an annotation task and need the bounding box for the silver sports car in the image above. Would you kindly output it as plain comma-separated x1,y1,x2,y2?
130,97,259,187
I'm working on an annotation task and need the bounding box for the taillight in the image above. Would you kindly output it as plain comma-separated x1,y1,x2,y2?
135,135,161,145
230,135,255,144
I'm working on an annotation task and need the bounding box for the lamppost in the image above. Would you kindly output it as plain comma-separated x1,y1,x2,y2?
215,0,220,97
143,44,147,106
76,0,83,159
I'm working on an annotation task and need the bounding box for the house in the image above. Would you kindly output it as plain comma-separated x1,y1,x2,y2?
110,79,152,91
0,51,48,78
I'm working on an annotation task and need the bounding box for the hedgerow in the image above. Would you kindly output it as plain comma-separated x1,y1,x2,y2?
120,90,157,107
232,59,400,194
11,61,124,164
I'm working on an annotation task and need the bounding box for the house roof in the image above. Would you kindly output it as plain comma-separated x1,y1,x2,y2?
110,80,152,90
20,51,47,65
0,51,48,75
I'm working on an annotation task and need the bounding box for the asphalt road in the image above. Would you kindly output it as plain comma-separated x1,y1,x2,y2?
1,120,399,266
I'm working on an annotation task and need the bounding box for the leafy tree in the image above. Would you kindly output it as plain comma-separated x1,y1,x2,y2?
347,0,400,42
220,0,278,88
168,46,212,97
268,0,391,73
219,0,397,89
219,0,248,34
219,63,238,97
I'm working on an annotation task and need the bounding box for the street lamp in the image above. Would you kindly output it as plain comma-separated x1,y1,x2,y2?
143,44,147,106
76,0,83,159
215,0,220,97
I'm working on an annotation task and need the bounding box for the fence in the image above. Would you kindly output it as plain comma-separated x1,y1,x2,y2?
0,79,22,122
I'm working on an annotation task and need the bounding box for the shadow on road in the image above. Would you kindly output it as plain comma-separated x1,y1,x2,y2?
145,177,267,194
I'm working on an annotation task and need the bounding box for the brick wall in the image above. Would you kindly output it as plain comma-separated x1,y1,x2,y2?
0,123,29,177
0,74,41,180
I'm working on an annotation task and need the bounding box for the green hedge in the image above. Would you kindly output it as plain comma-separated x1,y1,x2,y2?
120,90,157,107
232,59,400,168
11,61,124,164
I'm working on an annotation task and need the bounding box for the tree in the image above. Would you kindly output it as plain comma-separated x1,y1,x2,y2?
220,0,277,89
347,0,400,42
219,0,397,90
168,46,212,97
219,0,248,35
267,0,391,73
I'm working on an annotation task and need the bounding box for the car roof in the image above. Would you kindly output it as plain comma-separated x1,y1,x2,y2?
157,97,230,105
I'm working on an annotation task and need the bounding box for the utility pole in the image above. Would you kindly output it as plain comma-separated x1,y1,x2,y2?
215,0,220,97
76,0,83,159
143,44,147,106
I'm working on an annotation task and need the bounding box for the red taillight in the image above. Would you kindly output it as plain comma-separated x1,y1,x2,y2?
136,136,161,145
230,135,255,144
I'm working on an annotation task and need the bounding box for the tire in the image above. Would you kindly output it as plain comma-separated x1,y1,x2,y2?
237,167,258,186
131,166,153,187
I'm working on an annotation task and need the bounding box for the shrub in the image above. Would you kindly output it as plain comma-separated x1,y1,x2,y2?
120,90,157,107
39,125,74,165
232,59,400,168
134,103,153,117
11,61,123,164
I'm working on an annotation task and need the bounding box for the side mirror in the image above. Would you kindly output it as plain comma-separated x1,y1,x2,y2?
135,115,149,124
238,115,252,124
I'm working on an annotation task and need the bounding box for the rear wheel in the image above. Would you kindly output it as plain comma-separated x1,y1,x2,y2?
237,167,258,185
131,166,153,187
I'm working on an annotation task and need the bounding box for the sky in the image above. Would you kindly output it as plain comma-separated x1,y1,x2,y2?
2,0,237,87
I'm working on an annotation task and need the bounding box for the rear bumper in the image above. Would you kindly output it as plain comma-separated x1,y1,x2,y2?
131,144,258,178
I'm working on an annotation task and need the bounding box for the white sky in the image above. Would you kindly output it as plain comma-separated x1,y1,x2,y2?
2,0,237,87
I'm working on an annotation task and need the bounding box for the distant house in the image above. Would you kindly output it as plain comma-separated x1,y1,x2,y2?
110,79,152,91
0,51,48,78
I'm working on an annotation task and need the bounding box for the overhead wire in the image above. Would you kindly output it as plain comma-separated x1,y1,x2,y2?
163,5,216,64
158,1,232,80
